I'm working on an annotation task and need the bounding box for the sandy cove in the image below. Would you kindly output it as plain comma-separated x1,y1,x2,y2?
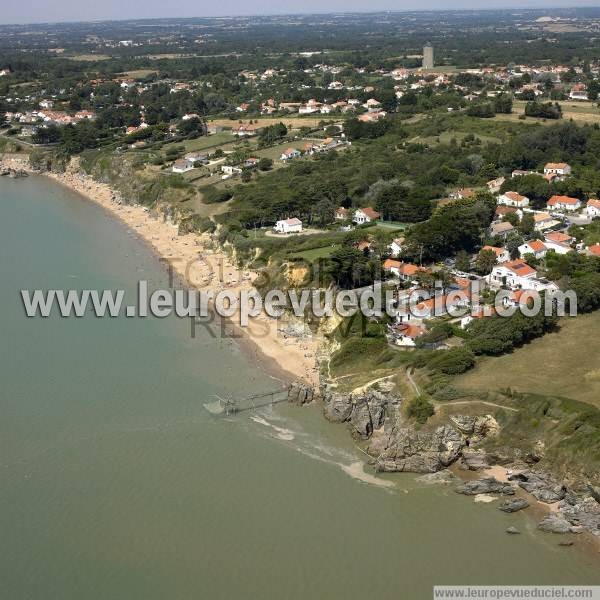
0,155,320,388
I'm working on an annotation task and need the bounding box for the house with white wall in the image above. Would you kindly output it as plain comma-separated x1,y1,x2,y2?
587,199,600,218
518,239,547,259
547,195,581,212
498,191,529,208
274,218,303,234
353,207,380,224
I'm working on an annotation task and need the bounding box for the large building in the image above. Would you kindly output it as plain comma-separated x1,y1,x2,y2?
422,43,434,69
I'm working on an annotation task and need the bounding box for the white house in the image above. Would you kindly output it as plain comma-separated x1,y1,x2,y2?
274,218,303,234
518,239,547,259
543,231,574,254
221,165,243,176
569,84,588,101
488,259,537,289
547,195,581,212
389,237,405,257
172,159,194,173
280,148,301,161
498,191,529,208
487,177,505,193
586,199,600,218
482,245,510,263
353,207,380,224
544,163,571,178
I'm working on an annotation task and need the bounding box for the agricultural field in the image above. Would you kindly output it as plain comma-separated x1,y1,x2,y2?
454,312,600,408
494,100,600,125
409,130,502,146
162,132,237,154
206,116,341,130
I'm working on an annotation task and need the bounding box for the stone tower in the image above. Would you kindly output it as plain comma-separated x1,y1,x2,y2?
423,43,434,70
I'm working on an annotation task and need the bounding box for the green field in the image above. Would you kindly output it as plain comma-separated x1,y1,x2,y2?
163,132,237,154
410,130,502,146
289,245,338,261
455,312,600,408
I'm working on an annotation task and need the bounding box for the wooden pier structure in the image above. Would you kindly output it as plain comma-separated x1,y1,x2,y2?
213,382,314,416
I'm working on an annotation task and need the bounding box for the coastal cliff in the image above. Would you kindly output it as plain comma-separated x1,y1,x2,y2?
318,381,600,539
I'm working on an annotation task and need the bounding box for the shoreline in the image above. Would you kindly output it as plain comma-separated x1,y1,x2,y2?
3,154,599,559
0,154,321,390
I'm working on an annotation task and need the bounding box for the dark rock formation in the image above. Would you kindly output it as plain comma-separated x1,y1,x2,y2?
558,494,600,536
456,477,515,496
538,515,572,534
376,424,465,473
322,389,393,440
498,498,530,513
517,471,567,503
417,469,459,485
459,449,490,471
287,382,314,405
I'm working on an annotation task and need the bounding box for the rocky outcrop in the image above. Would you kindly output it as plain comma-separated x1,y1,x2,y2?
376,424,465,473
287,382,315,405
459,449,490,471
456,477,515,496
323,392,354,423
498,498,529,513
538,515,574,534
516,471,567,504
322,389,393,440
450,415,499,442
558,493,600,536
0,167,29,178
417,470,459,485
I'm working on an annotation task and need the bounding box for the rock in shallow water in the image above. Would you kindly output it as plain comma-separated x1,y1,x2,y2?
498,498,530,513
537,515,573,534
506,526,521,535
455,477,515,496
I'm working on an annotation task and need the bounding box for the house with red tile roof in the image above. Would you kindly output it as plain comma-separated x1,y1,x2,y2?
547,195,581,211
488,259,537,289
586,243,600,257
335,207,349,220
498,191,529,208
586,199,600,218
482,245,510,263
518,239,547,259
544,162,571,178
353,207,380,224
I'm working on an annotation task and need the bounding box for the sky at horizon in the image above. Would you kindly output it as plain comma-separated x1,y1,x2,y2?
1,0,600,26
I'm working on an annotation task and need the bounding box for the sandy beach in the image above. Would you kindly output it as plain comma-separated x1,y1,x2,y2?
0,154,320,387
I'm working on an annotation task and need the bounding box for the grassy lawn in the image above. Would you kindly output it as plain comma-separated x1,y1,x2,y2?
207,116,340,130
494,100,600,125
455,312,600,408
409,130,502,146
65,54,111,61
163,132,237,154
118,69,158,79
368,221,407,231
289,245,338,261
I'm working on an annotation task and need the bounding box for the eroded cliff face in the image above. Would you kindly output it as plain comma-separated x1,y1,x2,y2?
319,385,600,537
321,385,499,474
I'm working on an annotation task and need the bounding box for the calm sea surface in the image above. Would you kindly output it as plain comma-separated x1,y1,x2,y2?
0,177,598,599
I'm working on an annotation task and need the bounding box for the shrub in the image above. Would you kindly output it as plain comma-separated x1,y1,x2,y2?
427,348,476,375
406,396,435,424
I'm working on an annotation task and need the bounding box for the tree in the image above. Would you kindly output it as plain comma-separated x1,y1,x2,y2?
494,94,513,114
406,396,435,424
455,250,471,272
524,101,562,120
258,157,273,171
475,249,497,275
518,212,535,235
